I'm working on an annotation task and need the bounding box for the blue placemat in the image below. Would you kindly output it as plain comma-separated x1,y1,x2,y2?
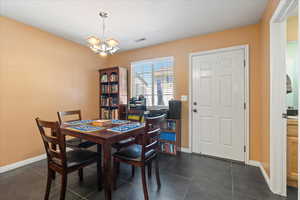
111,120,130,125
66,125,104,133
108,123,145,133
64,120,95,126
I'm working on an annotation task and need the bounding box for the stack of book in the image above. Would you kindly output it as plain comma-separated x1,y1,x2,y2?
111,84,118,93
101,85,110,93
160,143,176,154
110,73,118,82
101,74,108,82
160,132,176,141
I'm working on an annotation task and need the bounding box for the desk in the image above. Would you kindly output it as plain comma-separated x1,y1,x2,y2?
60,122,144,200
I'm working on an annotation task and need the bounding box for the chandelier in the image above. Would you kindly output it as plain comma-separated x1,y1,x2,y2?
87,12,119,56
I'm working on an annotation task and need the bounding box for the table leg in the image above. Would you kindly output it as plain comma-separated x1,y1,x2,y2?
103,143,112,200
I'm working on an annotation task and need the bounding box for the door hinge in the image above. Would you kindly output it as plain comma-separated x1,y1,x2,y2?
243,60,246,67
244,146,246,152
244,103,246,110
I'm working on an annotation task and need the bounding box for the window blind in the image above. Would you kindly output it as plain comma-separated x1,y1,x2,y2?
132,57,175,107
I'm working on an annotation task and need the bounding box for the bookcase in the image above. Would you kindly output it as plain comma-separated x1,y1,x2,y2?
159,119,181,155
99,67,127,119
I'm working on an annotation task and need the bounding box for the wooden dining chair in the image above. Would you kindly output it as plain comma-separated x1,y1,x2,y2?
112,110,145,176
113,114,165,200
35,118,102,200
57,110,96,149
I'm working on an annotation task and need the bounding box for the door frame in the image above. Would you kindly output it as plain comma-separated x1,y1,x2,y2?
269,0,298,197
188,44,250,164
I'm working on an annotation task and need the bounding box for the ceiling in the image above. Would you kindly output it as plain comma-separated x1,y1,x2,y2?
0,0,268,52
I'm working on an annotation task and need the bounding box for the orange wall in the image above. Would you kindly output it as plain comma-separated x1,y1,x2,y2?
106,24,262,161
0,17,106,166
259,0,280,176
287,16,298,41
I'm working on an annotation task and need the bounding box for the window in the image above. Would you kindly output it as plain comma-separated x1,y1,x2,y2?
131,57,174,107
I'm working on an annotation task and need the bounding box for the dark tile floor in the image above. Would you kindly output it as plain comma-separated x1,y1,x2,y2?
0,152,297,200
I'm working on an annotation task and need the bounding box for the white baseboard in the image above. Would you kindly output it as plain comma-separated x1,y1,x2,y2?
0,153,46,174
247,160,260,167
0,148,72,174
248,160,272,193
180,147,192,153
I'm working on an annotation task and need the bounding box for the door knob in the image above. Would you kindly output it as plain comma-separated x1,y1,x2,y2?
193,109,197,113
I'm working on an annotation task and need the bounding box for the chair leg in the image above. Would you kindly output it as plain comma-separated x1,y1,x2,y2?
113,158,118,190
44,168,53,200
97,156,102,191
78,168,83,182
52,171,56,180
60,173,68,200
147,162,152,177
131,166,135,178
141,166,149,200
155,158,161,189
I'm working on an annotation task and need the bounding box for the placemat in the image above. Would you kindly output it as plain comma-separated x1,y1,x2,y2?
111,120,130,125
66,125,104,133
64,120,95,126
108,123,144,133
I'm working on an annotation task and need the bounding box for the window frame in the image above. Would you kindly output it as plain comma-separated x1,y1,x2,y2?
130,56,175,109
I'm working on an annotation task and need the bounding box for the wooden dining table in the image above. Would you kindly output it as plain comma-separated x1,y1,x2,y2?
60,121,145,200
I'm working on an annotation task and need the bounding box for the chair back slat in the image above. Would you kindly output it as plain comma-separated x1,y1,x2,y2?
57,110,82,124
141,114,165,160
35,118,67,167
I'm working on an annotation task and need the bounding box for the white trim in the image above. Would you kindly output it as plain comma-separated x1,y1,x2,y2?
259,162,272,193
248,160,272,193
188,45,250,164
248,160,260,167
0,154,46,174
269,0,298,197
180,147,192,153
0,148,72,174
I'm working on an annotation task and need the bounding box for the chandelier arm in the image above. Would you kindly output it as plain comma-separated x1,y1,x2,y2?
102,16,105,40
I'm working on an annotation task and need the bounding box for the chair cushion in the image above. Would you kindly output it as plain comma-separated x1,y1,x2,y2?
66,138,96,149
113,144,156,162
66,149,99,168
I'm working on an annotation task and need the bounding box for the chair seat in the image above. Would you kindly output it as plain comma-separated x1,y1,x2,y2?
112,137,135,149
66,149,99,168
113,144,156,162
66,138,96,149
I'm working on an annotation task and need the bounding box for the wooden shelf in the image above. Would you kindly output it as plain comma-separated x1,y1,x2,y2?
159,118,181,156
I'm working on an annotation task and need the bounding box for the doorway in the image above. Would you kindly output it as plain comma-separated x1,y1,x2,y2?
189,45,249,162
269,0,298,198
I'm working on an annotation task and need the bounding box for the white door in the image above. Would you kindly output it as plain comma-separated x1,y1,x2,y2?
191,48,245,161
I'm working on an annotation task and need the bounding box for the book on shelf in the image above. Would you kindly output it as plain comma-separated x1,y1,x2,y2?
101,96,118,107
109,73,118,82
111,109,119,119
101,108,110,119
101,85,110,93
160,142,176,154
110,84,118,93
166,120,176,130
160,132,176,141
101,74,108,83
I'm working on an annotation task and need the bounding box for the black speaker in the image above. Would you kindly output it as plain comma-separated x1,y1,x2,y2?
168,100,181,119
